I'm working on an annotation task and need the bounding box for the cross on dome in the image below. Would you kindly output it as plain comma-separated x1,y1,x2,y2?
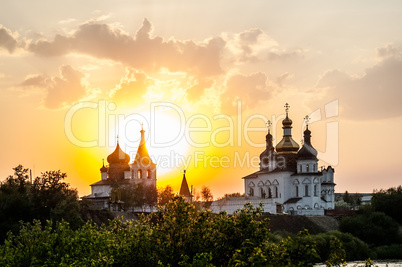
304,115,310,126
266,120,272,133
284,103,290,114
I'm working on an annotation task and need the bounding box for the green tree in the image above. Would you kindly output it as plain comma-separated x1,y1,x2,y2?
340,211,399,246
158,185,175,206
371,185,402,224
0,166,83,242
201,186,213,202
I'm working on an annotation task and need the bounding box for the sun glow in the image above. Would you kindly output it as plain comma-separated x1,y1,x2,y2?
112,108,190,176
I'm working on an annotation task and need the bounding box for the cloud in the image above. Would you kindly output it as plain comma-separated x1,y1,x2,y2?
20,65,92,109
109,69,154,105
27,19,226,78
0,25,17,53
315,51,402,120
220,72,272,114
376,43,402,59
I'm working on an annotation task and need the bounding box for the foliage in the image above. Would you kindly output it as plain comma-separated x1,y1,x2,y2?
224,192,244,198
339,211,399,246
313,231,373,261
158,185,175,206
371,185,402,224
120,182,157,211
0,165,83,242
0,197,330,266
200,186,213,202
325,237,346,267
374,244,402,260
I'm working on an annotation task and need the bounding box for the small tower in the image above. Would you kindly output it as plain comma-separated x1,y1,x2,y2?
131,125,156,187
297,116,318,173
179,170,192,202
259,120,277,171
100,159,108,180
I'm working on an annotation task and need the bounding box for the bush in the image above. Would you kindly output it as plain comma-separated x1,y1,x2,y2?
313,231,373,261
339,212,399,246
374,244,402,260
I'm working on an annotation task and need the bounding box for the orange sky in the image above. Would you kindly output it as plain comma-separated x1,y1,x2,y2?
1,1,402,198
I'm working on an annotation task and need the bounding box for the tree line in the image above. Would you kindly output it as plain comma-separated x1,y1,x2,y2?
1,165,402,265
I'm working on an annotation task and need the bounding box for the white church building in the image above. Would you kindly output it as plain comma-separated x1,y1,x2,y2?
210,104,335,215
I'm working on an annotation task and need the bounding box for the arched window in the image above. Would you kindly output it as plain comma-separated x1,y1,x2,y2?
268,187,272,198
275,187,278,198
260,188,265,198
137,170,142,179
249,188,254,197
305,185,309,196
314,184,318,196
306,164,309,172
147,170,151,179
296,186,299,197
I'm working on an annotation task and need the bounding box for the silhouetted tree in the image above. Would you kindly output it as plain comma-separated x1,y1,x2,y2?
201,186,213,202
371,185,402,224
158,185,175,206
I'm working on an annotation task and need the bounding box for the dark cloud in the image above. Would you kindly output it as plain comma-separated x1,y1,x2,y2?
0,25,17,53
315,55,402,120
27,19,226,78
220,72,271,114
376,44,402,59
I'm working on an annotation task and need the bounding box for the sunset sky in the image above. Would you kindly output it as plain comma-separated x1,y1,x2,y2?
1,1,402,198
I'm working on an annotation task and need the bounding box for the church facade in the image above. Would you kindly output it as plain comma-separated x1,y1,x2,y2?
84,128,156,209
211,104,335,215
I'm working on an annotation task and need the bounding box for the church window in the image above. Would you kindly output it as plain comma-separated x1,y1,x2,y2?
304,185,309,196
314,185,318,196
296,186,299,197
249,188,254,197
275,187,278,198
260,188,265,198
306,164,309,172
137,170,142,179
268,187,272,198
147,170,151,179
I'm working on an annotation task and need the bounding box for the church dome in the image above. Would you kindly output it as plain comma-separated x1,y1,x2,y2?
282,115,292,127
100,162,108,172
107,143,130,164
297,126,317,160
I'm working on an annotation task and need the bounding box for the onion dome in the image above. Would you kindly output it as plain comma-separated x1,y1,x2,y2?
275,103,299,154
100,159,108,172
107,142,130,164
297,125,318,160
134,128,154,166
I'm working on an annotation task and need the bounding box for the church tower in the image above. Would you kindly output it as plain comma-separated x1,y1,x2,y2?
275,103,299,171
179,170,192,202
259,120,277,171
131,126,156,188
